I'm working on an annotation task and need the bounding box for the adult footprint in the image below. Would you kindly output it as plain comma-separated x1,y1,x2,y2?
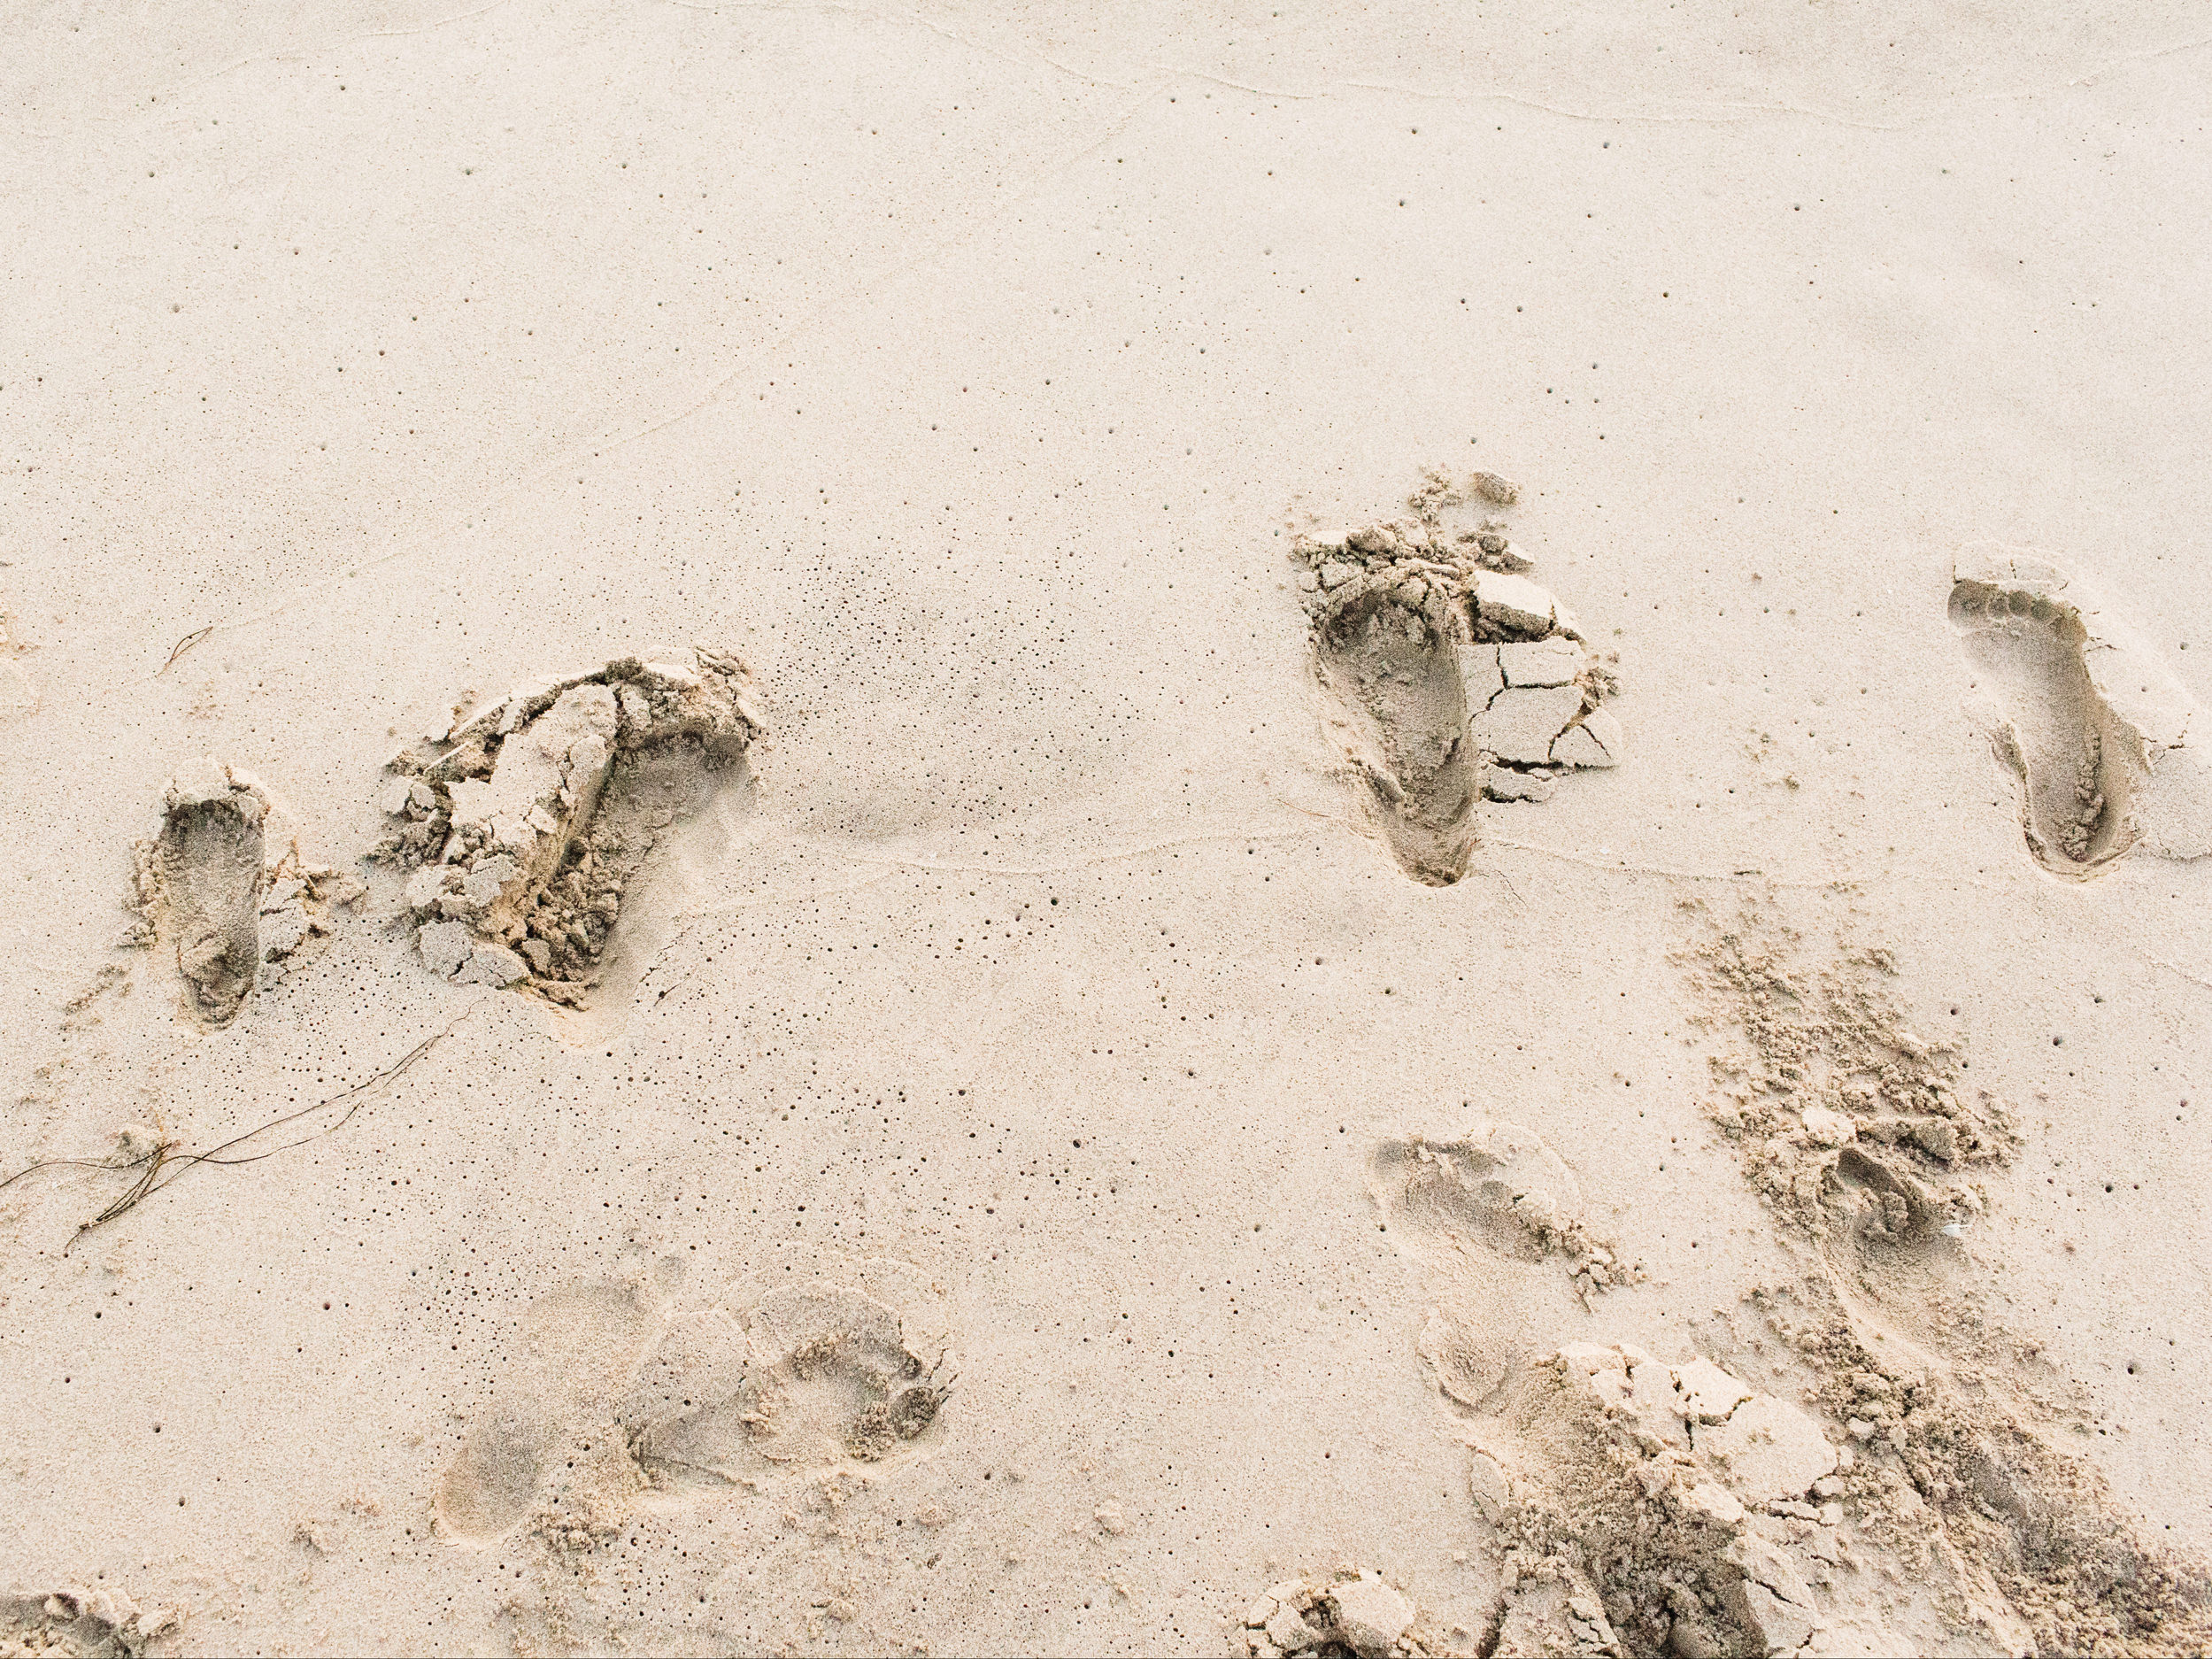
378,650,762,1000
1305,555,1480,884
1949,545,2211,876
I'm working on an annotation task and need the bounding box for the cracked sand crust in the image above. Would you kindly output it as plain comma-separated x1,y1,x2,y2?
1294,469,1622,884
1460,1341,1855,1659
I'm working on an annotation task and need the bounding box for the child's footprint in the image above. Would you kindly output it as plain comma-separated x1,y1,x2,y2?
1949,545,2211,876
127,765,363,1024
1366,1120,1587,1265
734,1285,950,1467
378,650,761,1001
134,765,266,1026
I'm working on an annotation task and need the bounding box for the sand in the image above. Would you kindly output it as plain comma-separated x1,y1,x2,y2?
4,2,2211,1654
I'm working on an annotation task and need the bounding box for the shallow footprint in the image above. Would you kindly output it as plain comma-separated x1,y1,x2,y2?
1949,544,2210,876
434,1281,658,1544
613,1286,948,1479
736,1285,950,1467
1368,1118,1600,1274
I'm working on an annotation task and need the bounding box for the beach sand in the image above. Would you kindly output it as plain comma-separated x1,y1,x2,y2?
4,3,2210,1653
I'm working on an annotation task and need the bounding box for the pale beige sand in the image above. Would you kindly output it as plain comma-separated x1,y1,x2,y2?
4,2,2212,1655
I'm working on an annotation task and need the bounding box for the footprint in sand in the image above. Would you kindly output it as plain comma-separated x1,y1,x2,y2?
137,766,265,1024
1367,1117,1625,1293
1949,544,2211,876
1295,471,1622,886
435,1281,660,1543
375,650,761,1006
435,1280,947,1545
127,764,365,1025
1368,1118,1633,1413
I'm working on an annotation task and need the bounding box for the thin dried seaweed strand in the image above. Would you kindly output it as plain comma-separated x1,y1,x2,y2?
0,1016,464,1250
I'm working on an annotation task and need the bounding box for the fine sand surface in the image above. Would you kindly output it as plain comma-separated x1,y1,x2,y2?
4,3,2212,1655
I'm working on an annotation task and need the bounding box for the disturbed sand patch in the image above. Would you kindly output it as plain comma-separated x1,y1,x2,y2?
374,650,760,1005
1240,1568,1424,1658
1676,905,2212,1655
0,1585,179,1658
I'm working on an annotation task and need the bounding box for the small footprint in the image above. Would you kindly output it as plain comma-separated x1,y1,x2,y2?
1295,471,1622,885
377,650,761,1000
126,765,364,1024
1367,1118,1622,1292
131,765,266,1026
1949,545,2211,876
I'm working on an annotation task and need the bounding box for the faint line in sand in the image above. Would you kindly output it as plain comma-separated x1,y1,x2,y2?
2139,953,2212,996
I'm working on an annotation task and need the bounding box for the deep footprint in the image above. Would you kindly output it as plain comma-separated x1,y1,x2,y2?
135,767,266,1025
1306,564,1479,884
376,649,761,1001
1949,545,2211,876
1297,470,1622,885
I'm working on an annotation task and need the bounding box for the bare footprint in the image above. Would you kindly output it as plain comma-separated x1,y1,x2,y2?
437,1279,947,1544
620,1286,949,1481
733,1286,951,1468
1368,1118,1632,1416
1368,1118,1622,1293
125,766,364,1025
1950,544,2211,876
1304,552,1480,884
377,650,761,1001
434,1281,659,1543
1295,471,1622,885
132,765,266,1026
